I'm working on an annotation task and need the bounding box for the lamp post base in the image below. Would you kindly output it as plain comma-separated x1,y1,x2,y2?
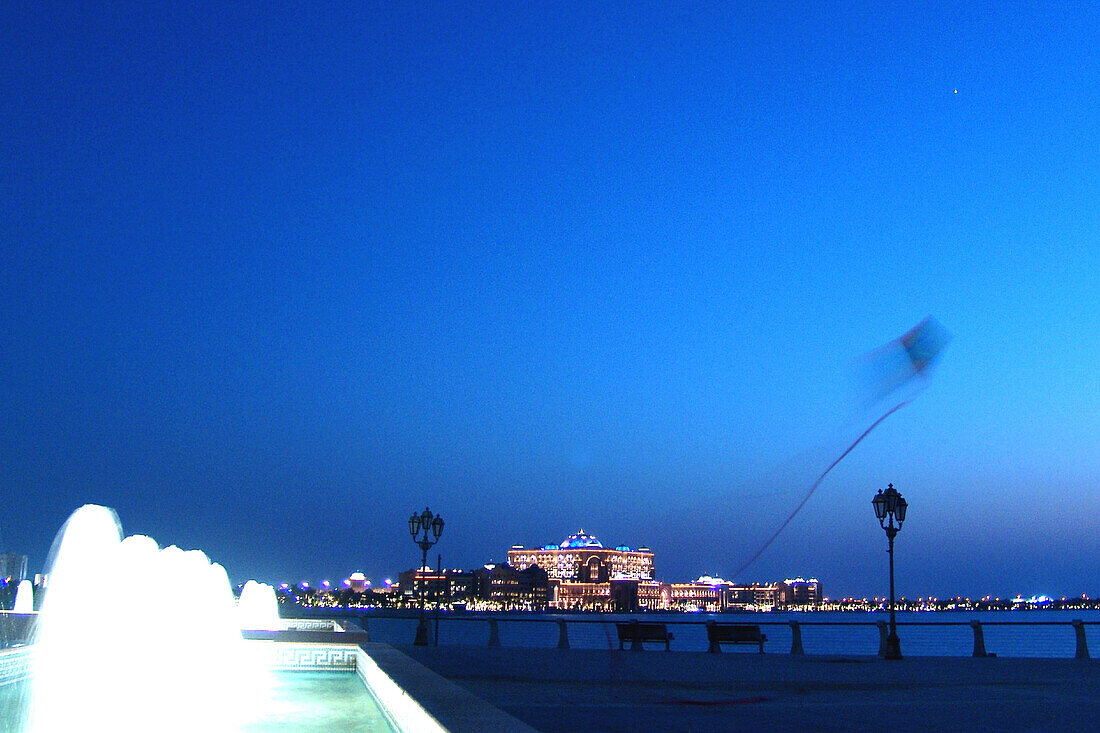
884,633,903,660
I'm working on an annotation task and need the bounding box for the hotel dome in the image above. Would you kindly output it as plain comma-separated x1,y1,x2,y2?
560,530,603,550
347,572,368,593
508,530,656,609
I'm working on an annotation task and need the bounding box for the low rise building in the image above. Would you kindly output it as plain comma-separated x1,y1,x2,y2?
472,562,551,610
779,577,823,608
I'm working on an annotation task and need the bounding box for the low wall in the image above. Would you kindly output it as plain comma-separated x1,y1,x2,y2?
0,612,37,649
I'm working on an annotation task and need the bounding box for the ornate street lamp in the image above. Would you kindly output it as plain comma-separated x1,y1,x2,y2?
873,483,907,660
408,506,444,646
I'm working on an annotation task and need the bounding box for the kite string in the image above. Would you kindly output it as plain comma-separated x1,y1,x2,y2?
730,400,911,579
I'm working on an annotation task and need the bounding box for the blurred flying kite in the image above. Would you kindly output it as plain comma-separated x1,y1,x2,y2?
856,316,952,405
732,317,951,578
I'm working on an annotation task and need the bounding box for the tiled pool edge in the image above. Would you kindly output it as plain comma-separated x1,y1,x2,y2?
262,641,358,669
232,640,447,732
1,641,537,733
238,641,539,733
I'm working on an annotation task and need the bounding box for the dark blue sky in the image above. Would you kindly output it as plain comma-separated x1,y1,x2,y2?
2,2,1097,598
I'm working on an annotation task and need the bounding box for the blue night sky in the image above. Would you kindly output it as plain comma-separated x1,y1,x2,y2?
2,2,1097,599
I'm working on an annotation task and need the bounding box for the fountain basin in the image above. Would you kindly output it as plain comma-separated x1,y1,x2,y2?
1,641,446,732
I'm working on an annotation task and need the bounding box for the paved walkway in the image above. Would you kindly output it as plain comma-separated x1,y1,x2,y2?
398,646,1100,732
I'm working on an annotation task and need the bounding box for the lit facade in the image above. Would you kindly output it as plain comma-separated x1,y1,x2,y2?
779,577,822,607
397,564,551,611
725,578,823,610
726,583,782,610
472,563,551,610
508,530,654,583
507,531,654,610
397,566,451,607
636,576,732,612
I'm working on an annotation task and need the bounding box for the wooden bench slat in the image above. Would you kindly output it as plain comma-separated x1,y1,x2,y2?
706,622,767,653
616,621,674,651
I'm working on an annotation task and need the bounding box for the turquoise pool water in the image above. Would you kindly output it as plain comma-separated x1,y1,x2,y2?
0,671,395,733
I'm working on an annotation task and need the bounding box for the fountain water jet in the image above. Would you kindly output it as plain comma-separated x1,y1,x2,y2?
13,580,33,613
26,505,269,732
238,579,280,631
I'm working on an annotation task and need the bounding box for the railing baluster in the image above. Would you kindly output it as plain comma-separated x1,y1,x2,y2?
1073,619,1089,659
487,618,500,647
788,620,804,655
970,620,988,657
280,612,1100,658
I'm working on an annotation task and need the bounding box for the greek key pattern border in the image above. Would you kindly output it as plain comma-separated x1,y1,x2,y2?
266,643,358,670
0,640,363,684
281,620,338,632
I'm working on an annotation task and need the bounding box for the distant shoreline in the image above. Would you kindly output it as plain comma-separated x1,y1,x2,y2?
286,600,1100,616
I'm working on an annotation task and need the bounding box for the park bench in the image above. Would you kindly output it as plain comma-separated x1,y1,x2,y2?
706,621,767,653
616,620,674,651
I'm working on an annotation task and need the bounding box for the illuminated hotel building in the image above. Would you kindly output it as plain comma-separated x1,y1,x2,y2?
508,531,654,610
639,577,823,612
779,577,822,607
725,583,782,610
505,530,821,612
725,578,823,610
508,530,654,582
397,564,551,611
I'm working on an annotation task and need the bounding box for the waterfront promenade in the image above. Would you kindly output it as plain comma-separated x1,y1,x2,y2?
396,645,1100,732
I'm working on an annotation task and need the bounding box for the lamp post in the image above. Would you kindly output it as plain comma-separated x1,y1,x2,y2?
872,483,907,660
408,506,444,646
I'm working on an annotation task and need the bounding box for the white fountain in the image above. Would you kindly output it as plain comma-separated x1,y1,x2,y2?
238,579,281,631
26,505,270,732
13,580,33,614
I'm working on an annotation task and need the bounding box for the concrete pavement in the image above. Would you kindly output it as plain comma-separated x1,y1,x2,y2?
394,645,1100,732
